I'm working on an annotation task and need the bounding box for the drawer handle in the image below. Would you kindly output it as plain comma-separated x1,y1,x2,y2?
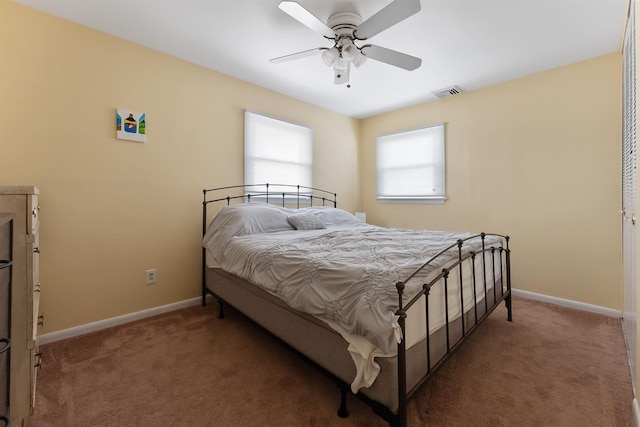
38,315,44,327
33,351,42,369
34,247,40,254
0,415,9,427
0,338,10,355
0,260,10,270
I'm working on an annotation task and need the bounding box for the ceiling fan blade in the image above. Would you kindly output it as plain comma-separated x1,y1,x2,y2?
278,1,335,38
269,47,325,63
334,63,350,85
361,44,422,70
354,0,421,40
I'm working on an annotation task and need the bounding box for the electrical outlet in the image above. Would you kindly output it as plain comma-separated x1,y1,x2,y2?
145,269,157,285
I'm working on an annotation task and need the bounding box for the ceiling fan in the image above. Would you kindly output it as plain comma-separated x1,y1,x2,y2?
269,0,422,86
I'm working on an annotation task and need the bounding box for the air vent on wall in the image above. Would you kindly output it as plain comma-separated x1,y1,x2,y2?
432,85,463,99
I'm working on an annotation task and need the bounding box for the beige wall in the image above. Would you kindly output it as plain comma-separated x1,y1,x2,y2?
0,1,624,334
0,2,360,333
361,54,622,310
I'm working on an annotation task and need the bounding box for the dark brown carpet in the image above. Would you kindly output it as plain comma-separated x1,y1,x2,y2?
26,297,633,426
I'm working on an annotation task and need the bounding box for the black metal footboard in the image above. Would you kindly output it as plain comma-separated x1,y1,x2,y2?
394,233,512,427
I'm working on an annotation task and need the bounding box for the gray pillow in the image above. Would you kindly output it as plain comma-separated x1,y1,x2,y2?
287,214,326,230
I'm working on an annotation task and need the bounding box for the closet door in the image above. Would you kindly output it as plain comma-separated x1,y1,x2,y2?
623,0,637,387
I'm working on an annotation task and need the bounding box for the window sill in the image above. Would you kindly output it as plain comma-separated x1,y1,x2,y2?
376,196,446,205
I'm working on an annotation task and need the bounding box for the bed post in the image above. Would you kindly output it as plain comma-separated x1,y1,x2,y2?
202,190,208,307
505,236,512,321
457,239,466,338
337,384,349,418
396,281,408,427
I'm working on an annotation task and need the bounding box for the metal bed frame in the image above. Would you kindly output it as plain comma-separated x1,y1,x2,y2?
202,183,512,427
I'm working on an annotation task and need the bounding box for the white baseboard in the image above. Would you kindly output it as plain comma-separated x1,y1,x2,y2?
37,289,620,346
512,288,622,318
37,296,208,346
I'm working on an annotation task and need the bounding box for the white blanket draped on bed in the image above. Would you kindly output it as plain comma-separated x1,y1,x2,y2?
203,203,503,392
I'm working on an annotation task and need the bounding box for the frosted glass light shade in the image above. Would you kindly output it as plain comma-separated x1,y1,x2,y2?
352,52,367,68
333,56,348,71
322,47,339,66
341,41,358,61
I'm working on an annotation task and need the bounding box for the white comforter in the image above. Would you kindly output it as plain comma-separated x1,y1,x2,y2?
211,225,476,351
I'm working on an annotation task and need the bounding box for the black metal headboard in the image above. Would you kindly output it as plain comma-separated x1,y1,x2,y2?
202,183,337,230
203,183,336,208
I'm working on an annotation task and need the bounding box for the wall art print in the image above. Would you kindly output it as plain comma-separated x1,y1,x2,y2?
116,109,146,142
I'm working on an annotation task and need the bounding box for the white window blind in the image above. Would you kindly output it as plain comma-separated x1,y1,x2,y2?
244,111,313,194
623,5,636,218
376,124,445,202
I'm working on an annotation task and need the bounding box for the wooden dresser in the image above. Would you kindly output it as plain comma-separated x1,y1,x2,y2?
0,187,41,426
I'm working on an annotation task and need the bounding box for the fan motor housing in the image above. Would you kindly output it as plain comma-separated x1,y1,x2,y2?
327,11,362,36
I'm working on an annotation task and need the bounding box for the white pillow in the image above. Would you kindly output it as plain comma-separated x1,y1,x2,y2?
204,203,294,243
287,213,326,230
296,206,362,227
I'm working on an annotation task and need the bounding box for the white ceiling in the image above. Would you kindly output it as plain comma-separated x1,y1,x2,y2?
13,0,628,119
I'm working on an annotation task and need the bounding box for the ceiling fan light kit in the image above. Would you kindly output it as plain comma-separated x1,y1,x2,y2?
271,0,423,86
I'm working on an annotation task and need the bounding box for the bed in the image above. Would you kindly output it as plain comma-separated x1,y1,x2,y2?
201,184,512,427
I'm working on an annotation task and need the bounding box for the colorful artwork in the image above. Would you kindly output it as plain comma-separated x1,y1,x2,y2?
116,109,146,142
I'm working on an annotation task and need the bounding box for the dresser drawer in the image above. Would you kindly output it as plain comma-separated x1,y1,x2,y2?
25,259,39,347
28,195,39,236
0,348,8,421
32,286,41,343
27,234,40,344
0,268,9,340
30,235,39,288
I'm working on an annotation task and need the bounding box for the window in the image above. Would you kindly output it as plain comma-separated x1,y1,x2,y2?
376,123,445,203
244,111,313,196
